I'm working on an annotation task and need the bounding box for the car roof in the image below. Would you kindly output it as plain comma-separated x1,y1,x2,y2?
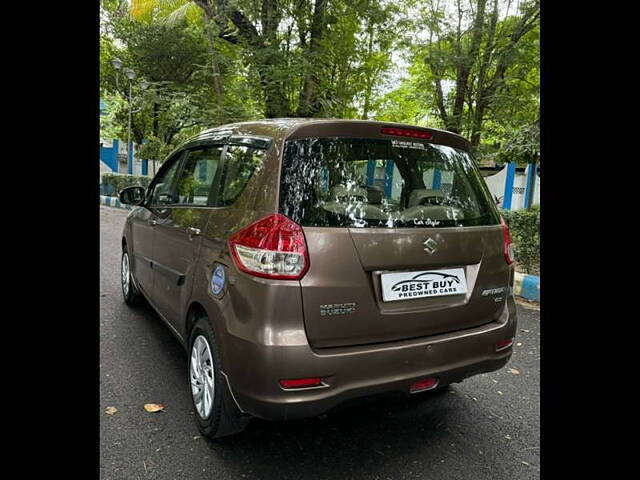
185,118,471,152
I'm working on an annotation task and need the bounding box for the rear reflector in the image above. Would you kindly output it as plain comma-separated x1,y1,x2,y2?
279,377,322,389
496,338,514,351
409,377,439,393
381,127,433,140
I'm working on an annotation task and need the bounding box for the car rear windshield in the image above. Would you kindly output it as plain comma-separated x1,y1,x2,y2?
279,137,499,228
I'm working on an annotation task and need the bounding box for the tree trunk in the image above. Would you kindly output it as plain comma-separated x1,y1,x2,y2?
361,19,375,120
296,0,327,117
433,78,450,129
450,0,487,133
194,1,223,102
204,21,224,101
152,101,159,137
215,0,292,117
470,0,499,147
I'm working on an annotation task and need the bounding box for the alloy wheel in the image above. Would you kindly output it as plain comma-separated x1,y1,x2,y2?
122,253,130,295
190,335,215,419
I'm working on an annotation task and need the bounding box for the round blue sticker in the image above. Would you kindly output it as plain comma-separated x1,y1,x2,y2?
211,265,225,295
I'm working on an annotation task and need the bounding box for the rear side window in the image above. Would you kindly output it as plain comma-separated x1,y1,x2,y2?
218,144,265,206
279,137,499,228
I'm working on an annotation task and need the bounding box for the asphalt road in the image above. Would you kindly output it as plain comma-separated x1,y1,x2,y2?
100,206,540,480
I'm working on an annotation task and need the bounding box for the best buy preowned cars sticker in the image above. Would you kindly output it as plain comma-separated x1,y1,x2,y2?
381,268,468,302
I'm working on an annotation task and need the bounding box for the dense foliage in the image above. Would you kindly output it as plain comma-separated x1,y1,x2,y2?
502,205,540,276
100,0,539,164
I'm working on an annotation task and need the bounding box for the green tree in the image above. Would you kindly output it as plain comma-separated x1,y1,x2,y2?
378,0,539,157
101,0,260,161
129,0,403,118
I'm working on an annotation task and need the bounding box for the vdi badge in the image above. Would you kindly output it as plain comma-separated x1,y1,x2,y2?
211,265,226,296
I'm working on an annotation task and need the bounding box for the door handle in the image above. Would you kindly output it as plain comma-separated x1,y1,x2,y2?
150,219,157,226
187,227,201,237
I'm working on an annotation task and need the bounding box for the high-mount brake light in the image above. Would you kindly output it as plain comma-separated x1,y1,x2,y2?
500,215,515,265
381,127,433,140
228,213,310,280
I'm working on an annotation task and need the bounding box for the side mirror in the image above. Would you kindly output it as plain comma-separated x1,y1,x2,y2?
119,185,146,205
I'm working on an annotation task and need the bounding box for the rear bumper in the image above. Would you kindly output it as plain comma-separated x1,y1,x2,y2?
224,298,517,421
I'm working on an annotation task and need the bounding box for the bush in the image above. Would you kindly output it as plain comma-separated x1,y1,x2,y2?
501,206,540,276
101,174,151,197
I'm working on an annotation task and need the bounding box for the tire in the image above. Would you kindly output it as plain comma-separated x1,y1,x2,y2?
188,316,249,439
121,247,142,306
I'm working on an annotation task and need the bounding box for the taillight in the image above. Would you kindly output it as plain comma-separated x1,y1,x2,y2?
381,127,433,140
500,215,515,265
228,213,309,280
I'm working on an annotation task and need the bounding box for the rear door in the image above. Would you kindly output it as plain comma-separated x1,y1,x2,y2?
150,145,224,331
279,135,511,348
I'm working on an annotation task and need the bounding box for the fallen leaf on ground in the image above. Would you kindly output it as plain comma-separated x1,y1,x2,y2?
144,403,165,413
510,368,521,375
105,406,118,415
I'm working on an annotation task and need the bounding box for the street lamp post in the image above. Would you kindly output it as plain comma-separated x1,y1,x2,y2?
111,59,148,175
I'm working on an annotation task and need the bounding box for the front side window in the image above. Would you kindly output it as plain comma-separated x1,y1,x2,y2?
149,155,183,206
279,137,499,228
175,146,223,206
218,144,265,206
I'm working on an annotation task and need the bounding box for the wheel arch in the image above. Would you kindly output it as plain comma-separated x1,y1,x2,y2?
185,301,210,341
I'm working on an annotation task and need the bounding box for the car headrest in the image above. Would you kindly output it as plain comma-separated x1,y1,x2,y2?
331,185,368,202
408,189,444,207
366,186,383,204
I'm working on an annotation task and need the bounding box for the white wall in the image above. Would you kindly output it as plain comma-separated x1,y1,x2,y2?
483,164,540,210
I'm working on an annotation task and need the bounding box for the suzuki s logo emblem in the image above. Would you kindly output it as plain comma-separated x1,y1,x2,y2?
423,238,438,255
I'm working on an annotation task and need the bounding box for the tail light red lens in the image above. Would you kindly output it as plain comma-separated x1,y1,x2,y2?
381,127,433,140
500,215,515,265
228,213,310,280
409,377,439,393
279,377,322,389
496,338,514,351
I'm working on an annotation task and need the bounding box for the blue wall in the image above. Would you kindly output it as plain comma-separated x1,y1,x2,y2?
502,162,516,210
100,139,119,172
523,163,538,209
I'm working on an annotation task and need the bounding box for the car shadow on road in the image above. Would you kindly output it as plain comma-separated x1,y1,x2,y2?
203,388,464,479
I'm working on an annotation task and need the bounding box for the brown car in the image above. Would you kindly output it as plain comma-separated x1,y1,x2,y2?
119,119,518,439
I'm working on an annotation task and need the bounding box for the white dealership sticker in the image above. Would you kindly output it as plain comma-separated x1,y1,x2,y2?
391,139,426,150
380,268,467,302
